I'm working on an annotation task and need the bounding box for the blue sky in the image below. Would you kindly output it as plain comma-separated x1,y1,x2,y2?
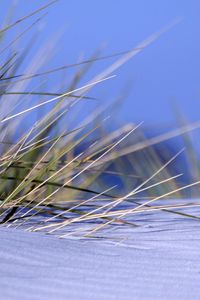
1,0,200,129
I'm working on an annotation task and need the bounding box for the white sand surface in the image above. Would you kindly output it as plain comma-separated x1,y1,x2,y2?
1,209,200,300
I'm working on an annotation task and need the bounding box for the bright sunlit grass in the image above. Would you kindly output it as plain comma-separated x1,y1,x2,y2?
0,1,200,239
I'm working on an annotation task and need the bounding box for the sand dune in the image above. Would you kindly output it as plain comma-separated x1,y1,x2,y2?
1,210,200,300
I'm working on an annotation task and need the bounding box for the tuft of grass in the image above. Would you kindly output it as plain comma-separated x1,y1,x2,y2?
0,2,200,238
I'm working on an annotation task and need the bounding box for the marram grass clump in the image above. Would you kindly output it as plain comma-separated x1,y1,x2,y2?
0,1,200,239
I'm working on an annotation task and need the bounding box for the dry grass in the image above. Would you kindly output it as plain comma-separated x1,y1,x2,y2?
0,2,200,238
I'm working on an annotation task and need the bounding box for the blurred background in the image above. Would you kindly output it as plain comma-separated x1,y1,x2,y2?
1,0,200,125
